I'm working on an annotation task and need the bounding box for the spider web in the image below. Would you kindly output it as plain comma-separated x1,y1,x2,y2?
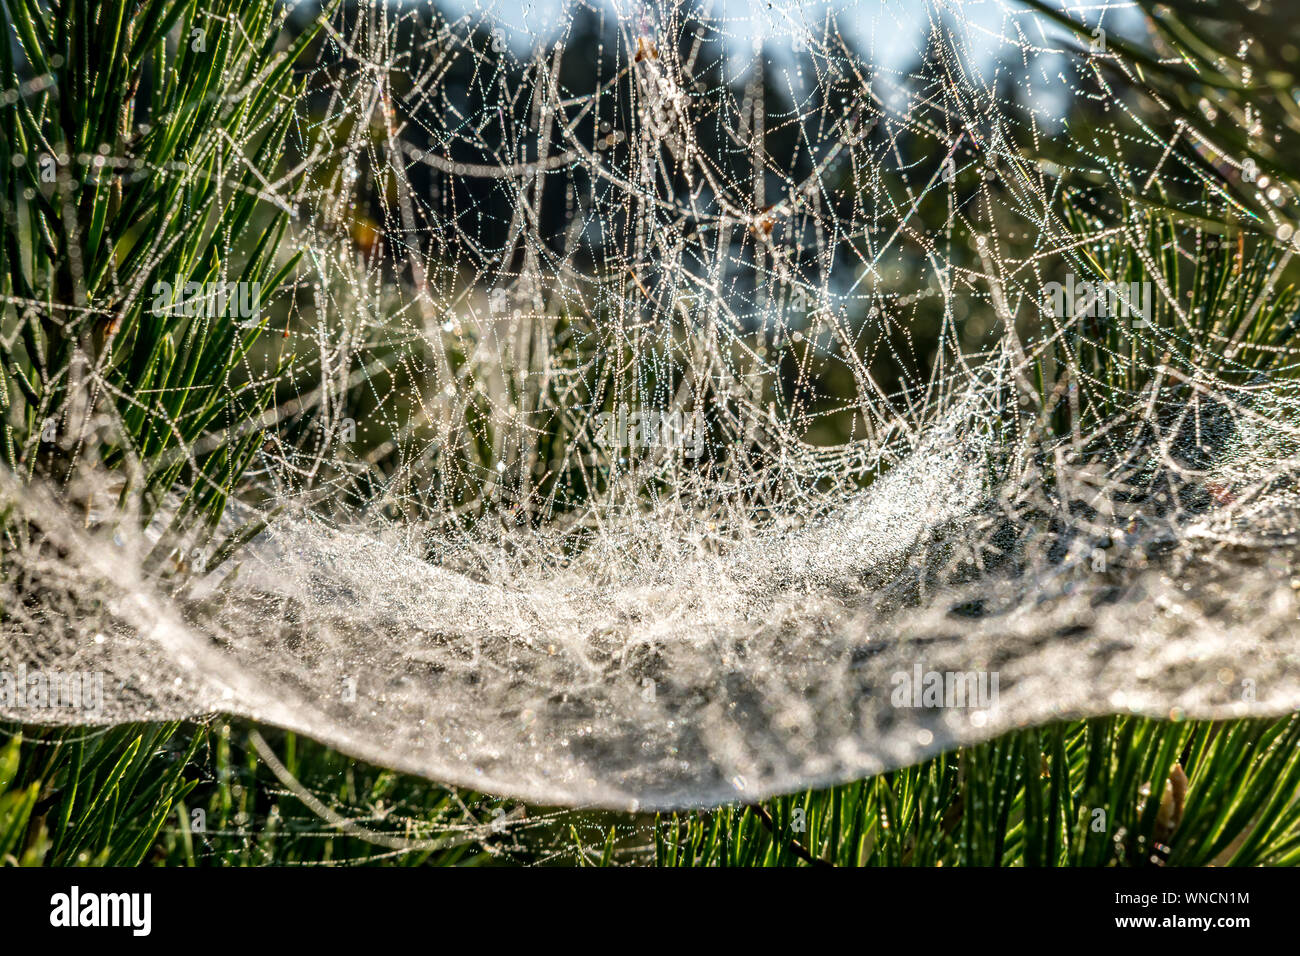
6,0,1300,812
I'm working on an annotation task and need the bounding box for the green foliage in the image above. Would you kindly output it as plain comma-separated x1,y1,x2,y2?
0,725,197,865
653,716,1300,867
1,0,1297,869
1023,0,1300,239
0,0,328,551
0,722,498,866
5,715,1298,867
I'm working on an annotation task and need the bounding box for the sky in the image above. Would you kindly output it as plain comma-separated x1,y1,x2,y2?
433,0,1146,78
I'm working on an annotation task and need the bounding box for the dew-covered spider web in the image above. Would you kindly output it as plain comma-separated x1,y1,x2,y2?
6,0,1300,811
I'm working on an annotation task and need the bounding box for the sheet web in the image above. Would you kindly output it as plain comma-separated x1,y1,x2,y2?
5,0,1300,815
